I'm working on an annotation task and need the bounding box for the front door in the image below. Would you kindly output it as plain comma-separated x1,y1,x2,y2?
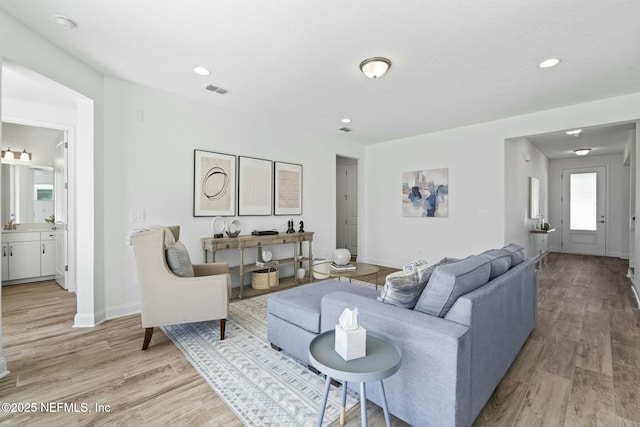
561,166,606,255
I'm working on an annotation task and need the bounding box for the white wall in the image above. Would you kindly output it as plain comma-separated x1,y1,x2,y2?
362,94,640,268
548,154,629,258
102,77,365,317
505,138,549,259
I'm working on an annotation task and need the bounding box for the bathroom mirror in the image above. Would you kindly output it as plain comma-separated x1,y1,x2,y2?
1,164,54,225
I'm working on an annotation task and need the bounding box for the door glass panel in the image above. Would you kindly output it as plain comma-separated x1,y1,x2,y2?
570,172,597,231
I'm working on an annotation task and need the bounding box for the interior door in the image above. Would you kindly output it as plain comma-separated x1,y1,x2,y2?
561,166,606,255
345,162,358,255
54,137,67,289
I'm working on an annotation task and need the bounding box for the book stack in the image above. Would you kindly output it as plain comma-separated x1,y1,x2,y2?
331,262,356,271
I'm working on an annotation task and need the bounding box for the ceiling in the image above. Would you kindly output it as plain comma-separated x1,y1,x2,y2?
0,0,639,145
525,122,636,160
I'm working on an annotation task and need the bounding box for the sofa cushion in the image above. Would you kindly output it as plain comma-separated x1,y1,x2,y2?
414,255,491,317
268,280,378,334
502,243,525,266
378,258,452,308
166,241,195,277
378,262,431,309
479,249,512,280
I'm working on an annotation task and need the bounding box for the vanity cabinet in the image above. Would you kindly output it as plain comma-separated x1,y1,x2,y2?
40,231,56,276
2,230,56,284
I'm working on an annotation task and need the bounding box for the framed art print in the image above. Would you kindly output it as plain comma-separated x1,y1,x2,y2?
274,161,302,215
238,156,273,216
194,149,236,216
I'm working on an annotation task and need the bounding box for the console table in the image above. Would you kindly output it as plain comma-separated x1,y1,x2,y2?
202,232,314,299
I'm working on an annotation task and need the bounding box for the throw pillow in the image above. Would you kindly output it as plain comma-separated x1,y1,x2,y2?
166,241,195,277
378,258,448,309
502,243,525,267
414,255,491,317
479,249,512,280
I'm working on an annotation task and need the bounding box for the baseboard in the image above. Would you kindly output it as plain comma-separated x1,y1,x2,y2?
73,308,106,328
105,302,140,320
0,356,9,380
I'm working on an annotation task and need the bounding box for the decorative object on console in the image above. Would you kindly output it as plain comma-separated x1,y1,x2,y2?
286,219,295,234
298,220,304,233
274,161,302,215
194,149,236,217
402,168,449,217
225,219,242,238
252,265,279,289
332,248,351,266
238,156,273,216
211,217,225,238
297,268,306,280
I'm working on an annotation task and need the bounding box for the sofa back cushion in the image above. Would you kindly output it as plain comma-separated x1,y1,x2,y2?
479,249,512,280
414,255,491,317
502,243,525,266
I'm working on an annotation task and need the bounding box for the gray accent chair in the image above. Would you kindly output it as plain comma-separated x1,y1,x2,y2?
130,226,230,350
268,251,537,427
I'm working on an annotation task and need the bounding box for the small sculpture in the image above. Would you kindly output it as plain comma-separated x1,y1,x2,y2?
298,220,304,233
286,220,295,234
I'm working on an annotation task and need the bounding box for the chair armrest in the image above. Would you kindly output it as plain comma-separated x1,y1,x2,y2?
193,262,229,276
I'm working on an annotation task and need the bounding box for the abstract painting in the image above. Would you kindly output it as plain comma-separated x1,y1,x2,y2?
194,150,236,216
402,168,449,217
238,156,273,216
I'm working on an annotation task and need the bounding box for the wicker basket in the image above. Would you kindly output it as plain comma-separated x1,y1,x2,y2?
252,268,279,289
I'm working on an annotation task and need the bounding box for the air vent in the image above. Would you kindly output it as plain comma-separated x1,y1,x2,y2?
205,84,229,95
339,127,353,132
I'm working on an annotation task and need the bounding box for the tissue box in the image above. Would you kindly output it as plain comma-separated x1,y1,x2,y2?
335,325,367,361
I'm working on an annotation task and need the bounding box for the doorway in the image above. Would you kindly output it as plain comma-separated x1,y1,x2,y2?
336,156,358,256
561,166,607,255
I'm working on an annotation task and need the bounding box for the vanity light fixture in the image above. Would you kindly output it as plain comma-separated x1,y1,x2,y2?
20,149,32,161
1,148,14,160
359,57,392,79
574,148,591,156
538,58,561,69
566,129,582,136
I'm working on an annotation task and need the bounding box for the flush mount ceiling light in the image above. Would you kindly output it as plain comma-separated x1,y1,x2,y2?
359,57,391,79
566,129,582,136
341,118,352,124
52,14,77,29
538,58,561,69
193,66,211,76
574,148,591,156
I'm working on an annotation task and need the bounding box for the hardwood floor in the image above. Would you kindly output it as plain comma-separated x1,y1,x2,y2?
1,254,638,426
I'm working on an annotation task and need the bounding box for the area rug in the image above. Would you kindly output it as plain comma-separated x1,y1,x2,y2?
161,291,360,426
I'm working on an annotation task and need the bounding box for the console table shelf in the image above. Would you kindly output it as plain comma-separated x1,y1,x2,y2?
202,232,314,299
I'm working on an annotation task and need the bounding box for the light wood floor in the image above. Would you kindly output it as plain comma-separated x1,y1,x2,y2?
1,254,638,426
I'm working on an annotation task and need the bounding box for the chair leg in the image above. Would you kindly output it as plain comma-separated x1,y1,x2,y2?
142,327,154,350
220,319,226,340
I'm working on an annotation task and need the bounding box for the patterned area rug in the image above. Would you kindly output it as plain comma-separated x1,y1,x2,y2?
162,293,358,426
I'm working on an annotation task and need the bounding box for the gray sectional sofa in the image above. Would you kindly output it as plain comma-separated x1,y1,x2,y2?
267,244,538,427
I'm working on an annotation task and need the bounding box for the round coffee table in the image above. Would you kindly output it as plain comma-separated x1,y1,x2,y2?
312,261,380,288
309,330,401,427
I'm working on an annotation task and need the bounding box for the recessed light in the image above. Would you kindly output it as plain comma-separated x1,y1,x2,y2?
566,129,582,136
574,148,591,156
52,14,77,29
193,66,211,76
538,58,561,69
341,118,352,124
